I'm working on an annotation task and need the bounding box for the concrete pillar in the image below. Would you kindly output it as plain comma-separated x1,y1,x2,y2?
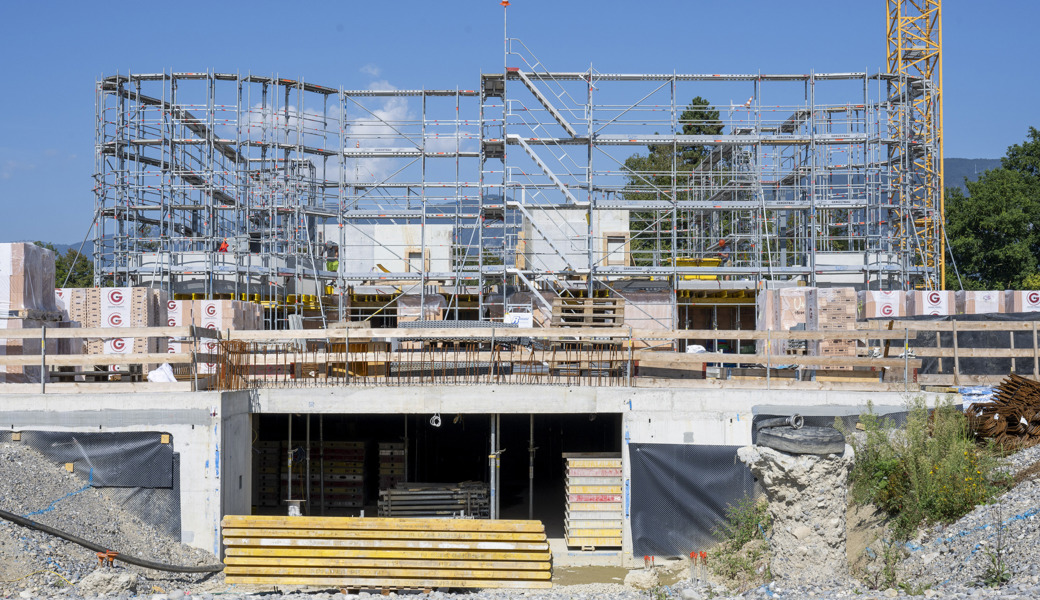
737,445,854,583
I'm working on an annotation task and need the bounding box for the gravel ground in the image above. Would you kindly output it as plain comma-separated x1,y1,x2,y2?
2,442,1040,599
0,442,221,597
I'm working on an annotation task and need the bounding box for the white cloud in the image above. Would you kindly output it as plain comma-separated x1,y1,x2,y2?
360,64,381,78
1,160,35,180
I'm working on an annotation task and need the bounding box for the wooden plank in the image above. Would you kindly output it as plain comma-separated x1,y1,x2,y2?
566,485,621,494
634,351,921,369
222,515,543,532
221,528,546,542
223,566,551,580
224,557,552,571
223,327,910,342
223,576,552,589
632,378,917,392
223,537,549,551
917,374,1009,385
0,326,215,339
223,547,551,562
0,353,200,367
904,347,1038,358
0,381,196,394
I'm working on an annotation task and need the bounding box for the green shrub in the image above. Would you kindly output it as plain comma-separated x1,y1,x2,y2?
846,397,1003,539
709,495,771,591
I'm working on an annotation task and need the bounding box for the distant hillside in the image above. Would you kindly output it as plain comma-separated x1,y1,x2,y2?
945,158,1001,195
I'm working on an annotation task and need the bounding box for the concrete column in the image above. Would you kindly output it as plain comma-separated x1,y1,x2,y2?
737,445,854,583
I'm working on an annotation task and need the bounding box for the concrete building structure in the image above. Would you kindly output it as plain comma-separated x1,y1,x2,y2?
0,385,938,564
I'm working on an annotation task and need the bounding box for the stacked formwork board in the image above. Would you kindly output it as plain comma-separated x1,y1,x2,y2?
254,441,282,509
378,442,405,490
257,441,367,514
318,442,366,511
564,453,622,549
167,299,262,374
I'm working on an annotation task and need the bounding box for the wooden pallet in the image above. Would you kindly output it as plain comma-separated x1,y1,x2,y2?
550,298,625,328
221,515,552,589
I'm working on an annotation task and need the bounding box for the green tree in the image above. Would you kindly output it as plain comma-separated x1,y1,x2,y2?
623,97,723,266
34,242,94,288
944,169,1040,290
945,127,1040,290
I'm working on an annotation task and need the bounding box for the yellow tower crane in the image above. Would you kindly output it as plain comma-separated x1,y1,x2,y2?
886,0,944,289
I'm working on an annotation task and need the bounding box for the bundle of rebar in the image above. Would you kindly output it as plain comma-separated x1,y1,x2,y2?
968,373,1040,449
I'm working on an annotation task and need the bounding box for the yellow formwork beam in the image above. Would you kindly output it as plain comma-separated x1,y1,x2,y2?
224,557,552,571
222,528,547,542
224,547,551,562
221,515,544,532
224,566,552,580
223,537,549,552
223,576,553,589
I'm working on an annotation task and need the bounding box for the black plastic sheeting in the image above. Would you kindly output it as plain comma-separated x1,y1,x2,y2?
870,312,1040,376
0,430,180,539
630,444,756,557
6,431,173,488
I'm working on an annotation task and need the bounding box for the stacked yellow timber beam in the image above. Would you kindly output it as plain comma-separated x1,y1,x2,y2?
221,515,552,590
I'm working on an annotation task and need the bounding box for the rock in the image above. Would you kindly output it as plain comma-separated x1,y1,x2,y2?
680,587,703,600
623,568,661,590
76,569,138,596
884,588,899,597
169,591,185,600
739,444,854,584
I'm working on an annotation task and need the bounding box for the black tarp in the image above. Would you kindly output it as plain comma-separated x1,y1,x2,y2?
630,443,756,557
870,312,1040,376
0,430,180,538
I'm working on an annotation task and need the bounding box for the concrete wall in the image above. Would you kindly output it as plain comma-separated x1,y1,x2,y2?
0,390,253,557
333,223,453,275
521,208,630,271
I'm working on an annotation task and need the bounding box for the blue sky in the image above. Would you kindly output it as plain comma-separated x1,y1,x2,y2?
1,0,1036,243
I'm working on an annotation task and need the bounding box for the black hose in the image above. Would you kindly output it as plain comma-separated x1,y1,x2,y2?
754,414,805,431
0,507,224,573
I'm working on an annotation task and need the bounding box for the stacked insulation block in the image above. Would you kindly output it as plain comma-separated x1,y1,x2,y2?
564,453,622,549
55,287,168,356
955,291,1004,314
1005,291,1040,313
167,300,263,373
907,291,955,316
806,287,858,368
857,290,907,319
0,243,59,382
378,442,406,490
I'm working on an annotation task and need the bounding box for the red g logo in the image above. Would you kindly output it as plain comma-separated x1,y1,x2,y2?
206,304,217,317
168,300,177,310
206,323,217,330
1029,292,1040,305
927,292,942,305
111,338,126,352
108,313,123,327
881,304,893,316
168,345,176,353
167,318,176,326
108,290,124,305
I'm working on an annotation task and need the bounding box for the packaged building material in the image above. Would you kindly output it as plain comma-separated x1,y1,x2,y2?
1005,291,1040,313
858,290,907,319
806,288,857,367
166,299,263,373
0,243,57,316
755,287,811,354
956,291,1004,315
621,291,674,348
806,287,857,331
908,291,955,316
397,294,446,322
1,243,59,383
